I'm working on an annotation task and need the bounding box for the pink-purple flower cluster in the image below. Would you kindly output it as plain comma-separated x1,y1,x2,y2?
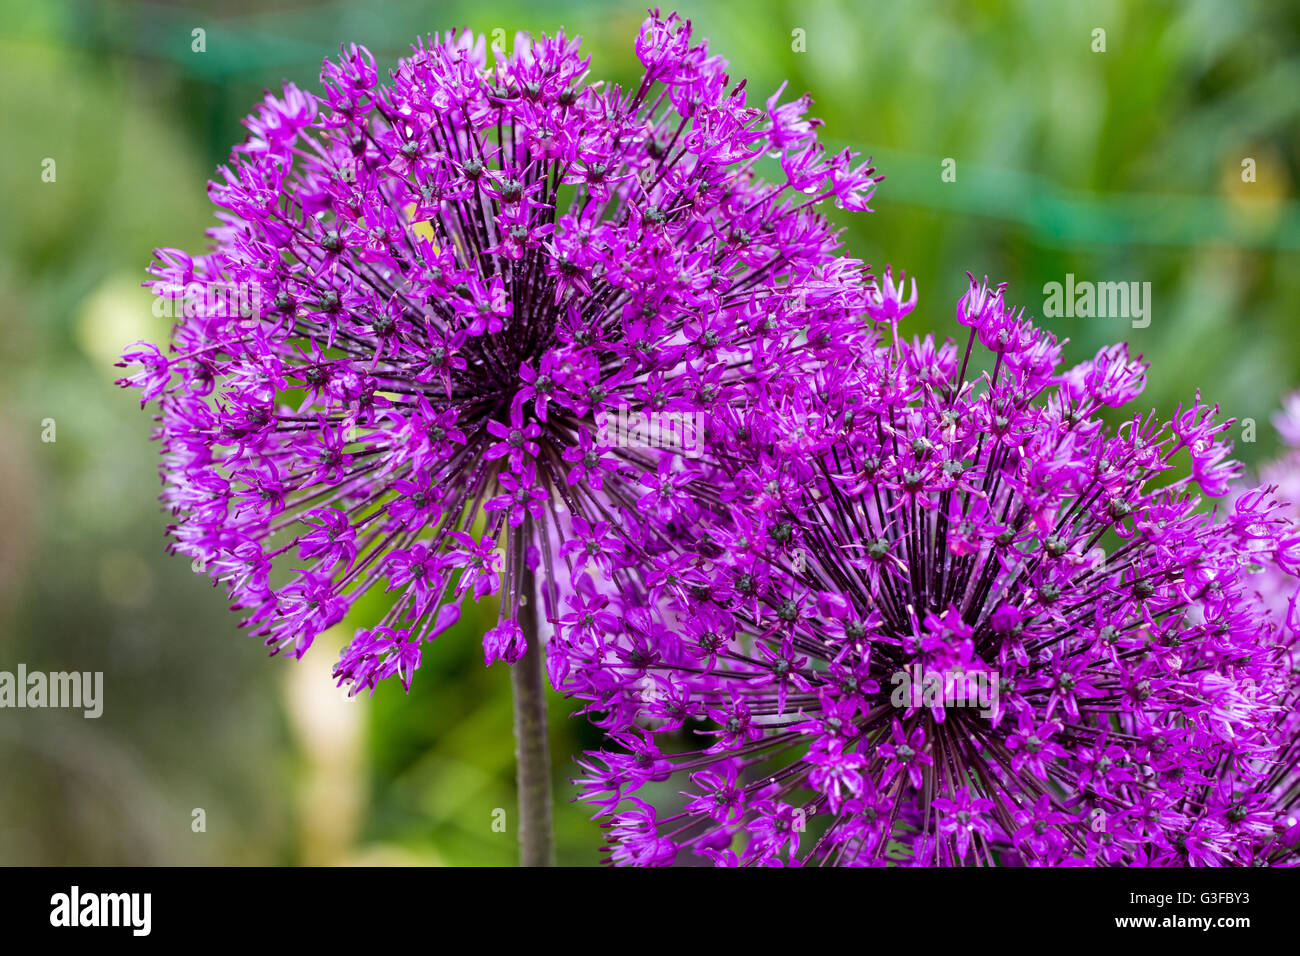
115,8,1300,867
555,275,1300,866
1248,394,1300,635
115,11,880,694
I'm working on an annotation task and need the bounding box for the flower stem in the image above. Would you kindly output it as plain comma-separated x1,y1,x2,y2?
511,559,554,866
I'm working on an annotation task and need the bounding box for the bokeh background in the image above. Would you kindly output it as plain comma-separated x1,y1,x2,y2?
1,0,1297,865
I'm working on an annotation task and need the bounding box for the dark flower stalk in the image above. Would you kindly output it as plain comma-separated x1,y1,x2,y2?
116,11,880,864
556,274,1300,866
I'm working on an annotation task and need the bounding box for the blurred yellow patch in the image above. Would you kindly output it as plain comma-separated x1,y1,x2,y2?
1220,145,1289,235
405,202,438,247
75,274,172,374
283,625,368,865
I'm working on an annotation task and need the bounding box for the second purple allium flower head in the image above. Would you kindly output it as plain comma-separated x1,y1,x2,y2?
558,276,1300,866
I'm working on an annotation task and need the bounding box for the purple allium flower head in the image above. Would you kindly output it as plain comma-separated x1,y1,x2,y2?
1226,392,1300,849
558,275,1300,866
1248,393,1300,631
115,11,880,695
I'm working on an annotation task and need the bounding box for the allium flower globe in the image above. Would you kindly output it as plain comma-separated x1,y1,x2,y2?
1230,393,1300,851
116,11,880,694
1246,392,1300,635
557,276,1300,866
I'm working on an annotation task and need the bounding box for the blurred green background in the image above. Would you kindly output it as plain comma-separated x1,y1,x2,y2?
0,0,1297,865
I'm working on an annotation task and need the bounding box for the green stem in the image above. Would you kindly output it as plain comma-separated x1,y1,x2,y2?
511,559,554,866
